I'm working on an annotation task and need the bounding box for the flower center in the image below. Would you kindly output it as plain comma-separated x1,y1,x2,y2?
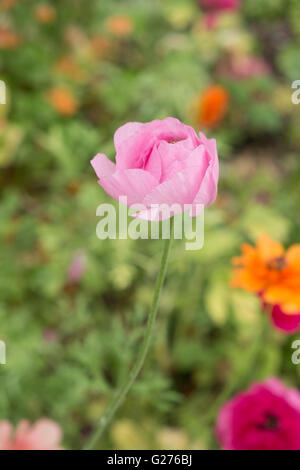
267,256,287,271
167,138,185,144
256,412,279,431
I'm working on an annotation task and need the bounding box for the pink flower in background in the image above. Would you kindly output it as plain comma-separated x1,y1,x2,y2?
219,55,270,80
200,0,240,11
264,303,300,334
216,378,300,450
0,419,63,450
43,328,58,343
197,0,240,29
91,118,219,220
67,250,87,284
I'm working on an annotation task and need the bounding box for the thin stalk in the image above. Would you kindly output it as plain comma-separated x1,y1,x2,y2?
83,220,174,450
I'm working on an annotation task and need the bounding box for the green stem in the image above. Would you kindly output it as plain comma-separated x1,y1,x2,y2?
83,222,173,450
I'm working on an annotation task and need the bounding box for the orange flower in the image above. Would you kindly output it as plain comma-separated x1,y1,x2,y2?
196,85,229,128
0,28,22,49
91,34,112,58
34,4,56,24
105,15,134,37
54,56,85,82
64,26,87,48
47,86,78,116
1,0,18,10
231,234,300,314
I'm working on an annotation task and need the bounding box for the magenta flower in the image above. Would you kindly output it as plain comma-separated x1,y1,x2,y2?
91,118,219,220
267,304,300,334
198,0,240,29
260,296,300,334
199,0,240,11
0,419,63,450
216,378,300,450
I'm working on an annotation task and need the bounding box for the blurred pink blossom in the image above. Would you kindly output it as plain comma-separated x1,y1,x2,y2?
67,250,87,284
43,329,58,343
0,419,63,450
200,0,240,11
197,0,240,29
219,55,270,79
216,378,300,450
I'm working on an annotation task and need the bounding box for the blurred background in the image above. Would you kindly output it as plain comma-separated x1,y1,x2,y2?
0,0,300,450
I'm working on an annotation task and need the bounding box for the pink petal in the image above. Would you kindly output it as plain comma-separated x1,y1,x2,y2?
158,140,201,182
14,420,31,440
143,163,207,210
216,398,235,450
199,132,218,160
204,12,218,29
0,421,12,450
148,117,190,137
145,144,162,181
133,205,183,221
115,118,199,170
28,419,62,450
91,153,115,179
115,126,154,170
98,169,158,206
185,144,208,169
193,136,219,206
271,305,300,334
114,122,143,152
158,117,201,148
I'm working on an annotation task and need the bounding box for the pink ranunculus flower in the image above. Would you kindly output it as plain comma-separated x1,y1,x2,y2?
216,378,300,450
0,419,63,450
91,118,219,220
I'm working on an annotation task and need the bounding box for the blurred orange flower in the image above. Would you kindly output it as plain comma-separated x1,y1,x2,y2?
91,34,112,58
54,56,85,82
0,28,22,49
1,0,18,10
231,234,300,314
105,15,134,37
34,4,56,24
64,26,88,48
47,86,78,116
196,85,229,128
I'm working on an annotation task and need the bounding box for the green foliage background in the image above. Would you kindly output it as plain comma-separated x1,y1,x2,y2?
0,0,300,449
